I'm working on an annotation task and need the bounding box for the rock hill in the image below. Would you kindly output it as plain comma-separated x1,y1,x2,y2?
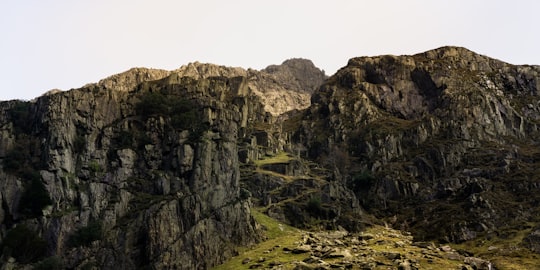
1,47,540,269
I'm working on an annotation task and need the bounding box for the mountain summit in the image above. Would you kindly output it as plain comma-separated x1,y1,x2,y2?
1,48,540,269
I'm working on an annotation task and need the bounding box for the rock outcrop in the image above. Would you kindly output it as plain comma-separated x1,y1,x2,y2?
2,47,540,269
300,46,540,244
263,58,327,94
172,60,326,116
0,60,324,269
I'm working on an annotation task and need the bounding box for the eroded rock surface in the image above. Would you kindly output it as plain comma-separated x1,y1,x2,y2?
3,47,540,269
0,59,324,269
300,46,540,244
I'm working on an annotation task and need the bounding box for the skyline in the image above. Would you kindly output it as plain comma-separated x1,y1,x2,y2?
1,0,539,101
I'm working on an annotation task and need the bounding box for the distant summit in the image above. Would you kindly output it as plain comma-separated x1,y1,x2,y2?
263,58,327,93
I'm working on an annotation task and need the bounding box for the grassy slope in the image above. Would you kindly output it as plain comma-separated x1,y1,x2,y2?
213,209,305,270
224,152,540,269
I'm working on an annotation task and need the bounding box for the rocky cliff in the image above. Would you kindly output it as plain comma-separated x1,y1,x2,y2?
2,47,540,269
300,46,540,254
0,60,325,269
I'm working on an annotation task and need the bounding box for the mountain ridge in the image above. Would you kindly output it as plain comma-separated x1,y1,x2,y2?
1,47,540,269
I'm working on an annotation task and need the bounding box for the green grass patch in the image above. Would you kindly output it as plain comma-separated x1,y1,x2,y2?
451,223,540,269
251,209,297,239
254,169,295,182
213,209,303,270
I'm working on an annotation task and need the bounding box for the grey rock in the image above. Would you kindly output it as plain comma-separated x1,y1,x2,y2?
464,257,492,270
292,245,312,254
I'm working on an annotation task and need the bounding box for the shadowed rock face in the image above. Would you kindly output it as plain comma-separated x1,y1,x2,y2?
263,58,328,94
301,46,540,243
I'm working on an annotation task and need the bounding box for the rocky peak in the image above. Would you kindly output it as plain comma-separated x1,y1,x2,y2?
263,58,327,93
300,47,540,267
96,67,171,91
3,47,540,269
170,60,326,115
174,62,248,79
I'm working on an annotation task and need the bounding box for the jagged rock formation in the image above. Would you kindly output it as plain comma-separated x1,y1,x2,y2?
172,60,326,115
2,47,540,269
0,76,260,269
263,58,327,94
300,46,540,246
95,67,172,92
0,59,324,269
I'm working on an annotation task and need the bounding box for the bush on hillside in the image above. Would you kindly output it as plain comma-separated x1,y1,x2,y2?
1,225,47,264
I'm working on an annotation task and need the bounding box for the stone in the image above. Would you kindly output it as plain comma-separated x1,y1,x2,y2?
359,233,375,241
464,257,492,270
385,252,402,260
323,248,352,259
523,226,540,253
440,245,454,252
444,252,462,261
398,260,412,270
303,256,320,264
294,262,316,270
268,261,281,267
292,245,313,254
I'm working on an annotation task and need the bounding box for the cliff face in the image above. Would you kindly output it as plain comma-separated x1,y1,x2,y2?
173,59,326,116
0,60,324,269
301,46,540,243
2,48,540,269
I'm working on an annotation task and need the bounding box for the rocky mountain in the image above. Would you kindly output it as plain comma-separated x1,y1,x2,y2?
302,46,540,238
0,60,325,269
1,47,540,269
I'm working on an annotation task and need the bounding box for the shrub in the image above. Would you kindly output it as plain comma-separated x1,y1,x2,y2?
3,148,25,173
3,135,42,175
8,101,33,134
136,91,169,116
88,160,102,174
136,91,206,132
34,256,64,270
136,131,152,148
2,135,50,218
349,170,375,192
116,130,134,149
19,177,52,217
73,134,86,154
1,225,47,264
306,196,323,215
68,221,102,247
171,109,198,130
239,188,252,201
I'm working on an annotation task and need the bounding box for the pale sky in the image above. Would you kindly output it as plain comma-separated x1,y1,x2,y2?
1,0,539,101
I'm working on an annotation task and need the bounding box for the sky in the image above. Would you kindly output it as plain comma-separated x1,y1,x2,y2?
1,0,539,101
